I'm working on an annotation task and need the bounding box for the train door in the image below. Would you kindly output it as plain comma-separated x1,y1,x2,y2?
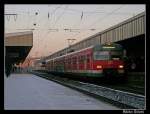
74,56,77,71
86,54,90,70
83,55,86,70
77,55,79,70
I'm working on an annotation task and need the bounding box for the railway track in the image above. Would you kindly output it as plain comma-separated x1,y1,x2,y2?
31,71,145,109
36,71,145,95
86,81,145,95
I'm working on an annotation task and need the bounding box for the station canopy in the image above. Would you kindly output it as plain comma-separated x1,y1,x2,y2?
5,31,33,65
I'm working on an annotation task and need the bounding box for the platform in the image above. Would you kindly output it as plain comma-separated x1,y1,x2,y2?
4,73,119,110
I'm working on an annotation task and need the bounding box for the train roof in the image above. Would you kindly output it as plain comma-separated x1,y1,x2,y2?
46,45,94,62
45,43,123,62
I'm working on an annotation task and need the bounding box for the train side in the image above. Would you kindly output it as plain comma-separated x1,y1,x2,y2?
44,43,125,79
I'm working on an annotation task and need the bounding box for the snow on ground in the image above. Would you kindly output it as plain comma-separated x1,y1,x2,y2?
4,73,119,110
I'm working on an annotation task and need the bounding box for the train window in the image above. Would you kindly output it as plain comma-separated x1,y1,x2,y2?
80,56,82,62
94,55,109,60
68,58,71,64
93,51,109,60
111,55,121,60
110,51,123,60
79,55,85,63
87,58,90,63
82,55,86,62
87,55,90,63
73,57,77,64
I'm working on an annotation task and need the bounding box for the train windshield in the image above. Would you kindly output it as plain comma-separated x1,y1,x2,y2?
93,51,123,60
93,51,109,60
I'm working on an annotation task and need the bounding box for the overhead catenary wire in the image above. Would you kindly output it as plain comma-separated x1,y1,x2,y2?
40,5,62,37
81,12,83,20
5,28,99,31
23,5,61,32
88,5,125,28
5,5,131,32
6,15,10,21
51,5,68,29
37,5,65,57
36,5,63,54
5,5,144,58
58,6,134,15
70,6,105,40
5,13,18,21
46,5,63,28
70,5,125,42
5,5,133,29
41,5,69,53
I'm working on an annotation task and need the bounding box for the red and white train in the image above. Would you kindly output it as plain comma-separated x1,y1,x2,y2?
41,43,125,79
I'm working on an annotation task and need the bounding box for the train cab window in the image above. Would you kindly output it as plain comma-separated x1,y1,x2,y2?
93,51,109,60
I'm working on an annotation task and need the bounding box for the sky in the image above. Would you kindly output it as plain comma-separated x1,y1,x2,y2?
5,4,145,58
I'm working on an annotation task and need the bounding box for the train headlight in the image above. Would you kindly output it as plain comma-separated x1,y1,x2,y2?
118,65,124,68
97,65,102,69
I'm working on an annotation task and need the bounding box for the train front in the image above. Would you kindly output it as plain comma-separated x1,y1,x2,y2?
93,43,125,79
